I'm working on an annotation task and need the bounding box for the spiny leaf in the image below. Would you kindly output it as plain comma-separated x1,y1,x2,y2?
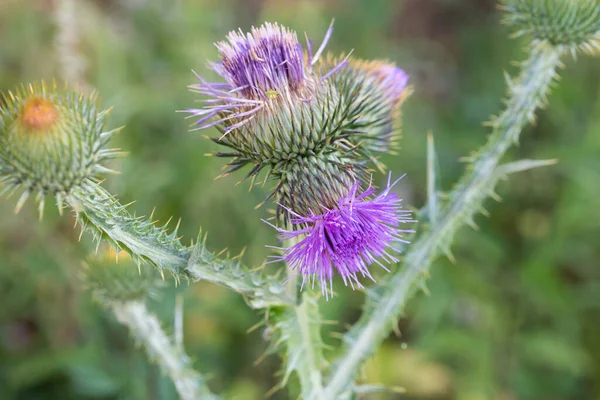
266,293,327,399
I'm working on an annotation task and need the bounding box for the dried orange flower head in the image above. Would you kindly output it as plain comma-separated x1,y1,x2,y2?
20,97,59,132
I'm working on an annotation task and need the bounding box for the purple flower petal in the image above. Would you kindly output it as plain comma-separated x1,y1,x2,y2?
271,174,415,299
186,22,343,133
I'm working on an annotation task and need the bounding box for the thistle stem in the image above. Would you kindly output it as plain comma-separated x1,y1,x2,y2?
324,43,564,398
54,0,88,91
111,300,217,400
66,181,292,308
294,292,326,399
273,239,325,399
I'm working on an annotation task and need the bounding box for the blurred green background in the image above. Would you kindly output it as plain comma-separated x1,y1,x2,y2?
1,0,599,399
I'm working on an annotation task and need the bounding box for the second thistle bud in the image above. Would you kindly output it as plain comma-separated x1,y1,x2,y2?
322,57,411,170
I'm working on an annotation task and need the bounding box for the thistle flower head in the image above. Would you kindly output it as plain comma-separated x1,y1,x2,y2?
186,22,353,182
269,175,414,298
365,62,409,108
188,22,341,132
0,82,121,217
214,23,309,102
322,57,411,169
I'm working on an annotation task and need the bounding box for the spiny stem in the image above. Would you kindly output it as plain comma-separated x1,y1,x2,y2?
66,181,292,308
111,300,217,400
324,43,564,398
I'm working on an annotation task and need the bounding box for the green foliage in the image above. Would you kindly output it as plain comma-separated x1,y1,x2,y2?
268,293,327,400
1,1,600,399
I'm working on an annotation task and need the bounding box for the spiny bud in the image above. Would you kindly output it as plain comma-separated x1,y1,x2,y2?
322,56,411,170
82,246,162,303
186,22,351,181
502,0,600,55
0,82,121,217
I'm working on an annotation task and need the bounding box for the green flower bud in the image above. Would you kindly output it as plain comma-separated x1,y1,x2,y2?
321,56,412,171
82,246,162,303
0,82,121,217
502,0,600,55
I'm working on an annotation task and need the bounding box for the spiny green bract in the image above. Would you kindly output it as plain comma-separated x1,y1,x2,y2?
271,152,361,221
502,0,600,54
0,81,121,217
211,80,348,177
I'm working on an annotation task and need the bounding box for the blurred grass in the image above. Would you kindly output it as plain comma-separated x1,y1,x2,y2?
1,0,599,399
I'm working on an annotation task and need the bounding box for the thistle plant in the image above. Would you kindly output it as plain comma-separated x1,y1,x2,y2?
1,0,599,399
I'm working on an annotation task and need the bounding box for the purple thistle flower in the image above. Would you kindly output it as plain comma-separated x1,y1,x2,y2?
326,58,412,162
368,63,409,108
267,175,414,299
186,21,345,134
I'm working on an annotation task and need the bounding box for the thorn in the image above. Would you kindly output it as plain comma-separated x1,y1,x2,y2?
246,320,264,334
14,190,30,214
466,218,480,231
174,218,182,235
392,323,401,337
37,197,45,220
445,249,456,264
122,201,136,209
489,191,502,202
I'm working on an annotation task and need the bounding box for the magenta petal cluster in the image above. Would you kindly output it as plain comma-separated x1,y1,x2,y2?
270,176,414,298
373,64,409,106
